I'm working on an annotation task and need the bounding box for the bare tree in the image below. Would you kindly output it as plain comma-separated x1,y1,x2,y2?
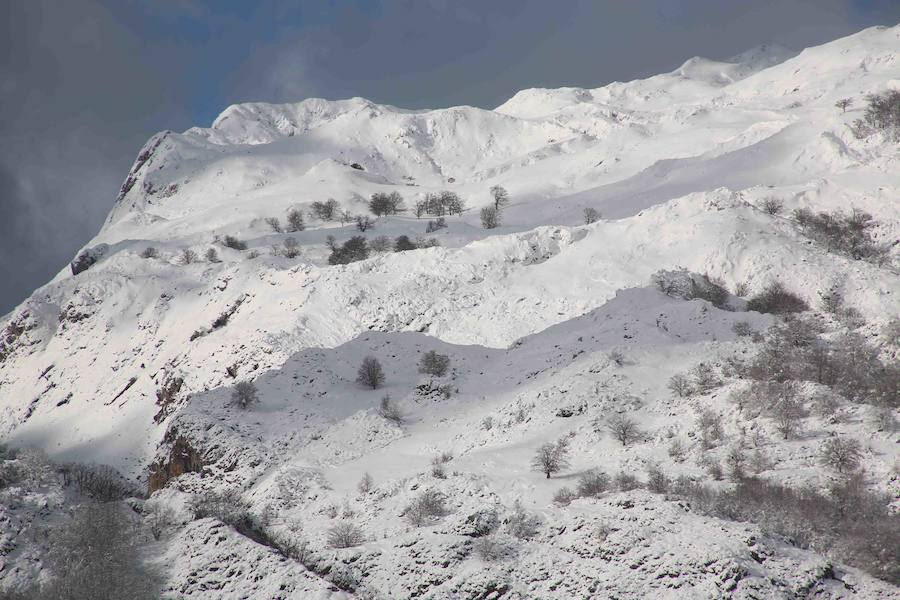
404,489,448,526
761,197,783,215
370,235,392,253
531,439,570,478
419,350,451,377
357,356,385,389
819,437,862,473
355,215,374,232
770,396,805,439
668,374,693,398
205,248,220,263
480,206,500,229
605,413,642,446
231,380,259,409
357,472,374,494
140,247,159,259
583,207,601,224
490,184,509,211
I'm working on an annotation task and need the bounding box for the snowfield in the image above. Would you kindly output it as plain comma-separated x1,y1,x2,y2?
1,24,899,599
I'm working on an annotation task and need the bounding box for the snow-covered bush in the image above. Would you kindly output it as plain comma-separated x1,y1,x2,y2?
614,470,640,492
328,236,369,264
355,215,374,232
505,501,541,539
651,268,730,309
311,199,340,221
425,217,446,233
583,207,601,224
471,534,517,561
793,208,889,264
64,462,130,501
222,235,247,251
281,237,300,258
139,246,159,259
205,247,220,263
180,248,199,265
575,469,609,498
369,191,405,216
264,216,282,233
404,489,448,526
376,394,403,424
552,487,575,506
667,373,693,398
480,206,500,229
604,413,642,446
760,197,783,215
819,437,862,473
645,462,670,493
369,235,392,252
394,235,417,251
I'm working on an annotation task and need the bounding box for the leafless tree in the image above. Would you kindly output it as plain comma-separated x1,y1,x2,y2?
230,380,259,409
265,217,283,233
531,439,570,478
180,248,198,264
480,206,500,229
357,356,385,389
376,394,403,424
583,207,601,224
490,184,509,211
819,437,862,473
282,237,300,258
605,413,642,446
419,350,451,377
835,98,852,113
327,522,365,548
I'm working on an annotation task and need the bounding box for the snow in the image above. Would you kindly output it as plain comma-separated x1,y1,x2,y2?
1,24,899,598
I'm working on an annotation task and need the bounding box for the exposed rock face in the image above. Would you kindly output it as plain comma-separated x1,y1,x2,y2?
148,434,204,494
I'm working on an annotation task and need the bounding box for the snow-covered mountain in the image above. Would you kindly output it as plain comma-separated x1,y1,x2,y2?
1,25,899,599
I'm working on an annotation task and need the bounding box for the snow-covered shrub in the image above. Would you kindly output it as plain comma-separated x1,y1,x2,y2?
552,486,575,506
230,380,259,409
645,463,670,493
531,439,570,478
369,191,405,216
357,357,385,389
732,321,754,337
866,406,897,432
404,489,448,526
769,395,805,439
70,243,109,275
471,534,517,561
415,235,440,248
205,247,220,263
14,447,52,486
689,362,721,394
139,246,159,259
749,447,773,474
430,452,453,478
724,445,747,481
419,350,451,377
327,521,365,548
746,282,808,314
603,413,642,446
614,471,640,492
575,469,609,498
583,207,601,224
793,208,889,264
651,268,730,309
698,455,724,481
696,408,724,449
850,89,900,140
463,509,500,537
505,500,541,539
667,438,687,462
284,208,305,232
222,235,247,251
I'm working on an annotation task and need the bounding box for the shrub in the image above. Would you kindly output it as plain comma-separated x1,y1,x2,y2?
140,247,159,259
583,207,601,224
230,380,259,409
369,235,392,253
553,486,575,506
724,445,747,481
189,490,253,529
355,215,374,232
282,237,300,258
651,269,729,309
531,439,570,478
180,248,198,264
851,90,900,138
835,98,852,112
425,217,447,233
64,463,129,501
376,394,403,424
576,469,609,498
327,522,365,548
311,199,340,221
769,396,805,439
667,438,687,462
419,350,450,377
746,282,808,314
464,509,500,537
328,236,369,265
264,217,283,233
819,437,862,473
748,447,773,474
205,248,220,263
696,408,724,448
793,208,888,263
732,321,754,337
480,206,500,229
668,374,693,398
472,535,516,561
614,470,640,491
357,472,374,494
645,463,670,493
357,356,385,389
369,192,405,216
867,406,897,432
394,235,417,252
690,363,721,393
761,197,783,215
222,235,247,251
604,413,642,446
404,489,448,526
506,500,541,539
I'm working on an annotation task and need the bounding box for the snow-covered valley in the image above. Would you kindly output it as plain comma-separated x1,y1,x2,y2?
1,24,899,599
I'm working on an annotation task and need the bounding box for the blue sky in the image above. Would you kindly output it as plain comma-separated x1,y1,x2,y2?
1,0,899,314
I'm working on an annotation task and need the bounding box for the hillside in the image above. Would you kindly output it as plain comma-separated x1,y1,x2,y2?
1,25,898,599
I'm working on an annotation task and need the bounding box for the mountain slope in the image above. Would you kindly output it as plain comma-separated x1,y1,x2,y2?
1,24,899,599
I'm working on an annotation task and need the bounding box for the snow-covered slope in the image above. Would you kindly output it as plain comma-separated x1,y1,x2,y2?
1,25,899,599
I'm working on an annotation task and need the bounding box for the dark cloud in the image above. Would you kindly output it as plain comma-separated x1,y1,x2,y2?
1,0,898,315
